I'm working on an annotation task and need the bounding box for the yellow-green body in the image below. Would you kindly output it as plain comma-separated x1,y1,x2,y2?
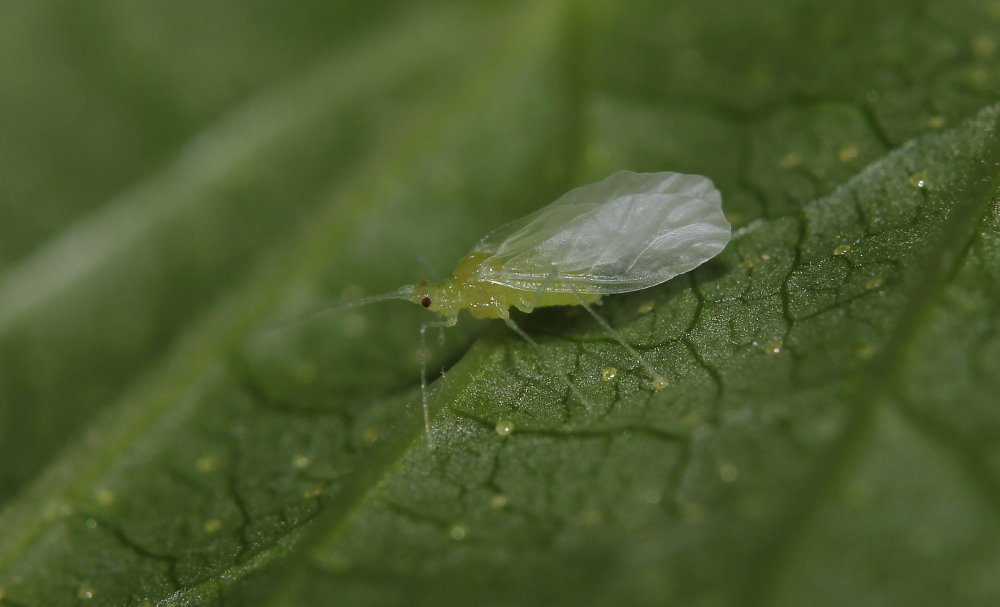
407,252,600,320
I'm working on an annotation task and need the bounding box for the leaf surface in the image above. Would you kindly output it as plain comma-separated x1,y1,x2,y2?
2,1,1000,606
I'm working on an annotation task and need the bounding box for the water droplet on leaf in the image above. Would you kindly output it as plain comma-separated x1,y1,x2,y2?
204,519,223,534
363,427,380,443
495,420,514,436
719,463,738,482
909,172,928,188
95,488,115,506
195,454,219,473
838,143,859,162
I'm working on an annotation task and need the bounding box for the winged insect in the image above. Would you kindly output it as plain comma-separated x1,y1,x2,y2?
282,171,730,447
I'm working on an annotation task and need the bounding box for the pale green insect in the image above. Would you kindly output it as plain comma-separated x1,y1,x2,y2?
330,170,730,447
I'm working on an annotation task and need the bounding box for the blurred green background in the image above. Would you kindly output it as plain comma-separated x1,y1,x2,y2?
2,0,1000,605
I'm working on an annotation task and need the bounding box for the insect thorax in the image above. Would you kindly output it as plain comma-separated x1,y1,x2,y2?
409,252,601,320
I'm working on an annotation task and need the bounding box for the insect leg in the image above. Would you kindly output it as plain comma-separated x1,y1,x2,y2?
502,315,594,412
564,282,669,391
420,317,457,449
526,268,560,311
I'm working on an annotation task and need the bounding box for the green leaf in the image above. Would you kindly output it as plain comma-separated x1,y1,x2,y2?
2,1,1000,606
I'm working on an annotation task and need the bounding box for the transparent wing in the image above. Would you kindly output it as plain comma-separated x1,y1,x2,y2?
473,171,730,294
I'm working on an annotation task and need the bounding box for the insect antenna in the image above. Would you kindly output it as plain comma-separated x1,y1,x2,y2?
255,286,415,334
565,284,669,390
416,253,442,283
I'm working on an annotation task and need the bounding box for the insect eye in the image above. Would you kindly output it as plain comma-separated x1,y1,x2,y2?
421,297,432,308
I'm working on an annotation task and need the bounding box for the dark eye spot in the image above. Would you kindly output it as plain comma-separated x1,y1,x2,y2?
421,297,432,308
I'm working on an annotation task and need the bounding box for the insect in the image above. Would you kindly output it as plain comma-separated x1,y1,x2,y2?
315,170,730,447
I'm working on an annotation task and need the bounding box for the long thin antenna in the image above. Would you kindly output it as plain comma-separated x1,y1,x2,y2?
256,286,414,334
417,253,441,284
